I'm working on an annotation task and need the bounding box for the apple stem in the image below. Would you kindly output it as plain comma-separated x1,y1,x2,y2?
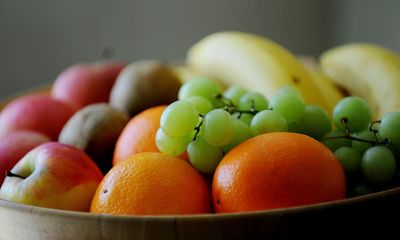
6,171,27,179
100,46,115,60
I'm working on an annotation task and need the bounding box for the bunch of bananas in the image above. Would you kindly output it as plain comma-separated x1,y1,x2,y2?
175,31,400,120
320,43,400,119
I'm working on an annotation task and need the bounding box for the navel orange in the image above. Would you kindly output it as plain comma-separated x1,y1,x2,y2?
112,105,165,166
91,152,210,215
212,132,346,213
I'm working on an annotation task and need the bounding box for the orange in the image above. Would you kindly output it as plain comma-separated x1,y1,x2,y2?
91,152,210,215
113,105,165,166
212,132,345,213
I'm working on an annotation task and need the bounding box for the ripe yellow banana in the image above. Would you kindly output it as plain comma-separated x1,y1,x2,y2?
299,56,345,115
187,31,334,113
171,64,204,84
320,43,400,119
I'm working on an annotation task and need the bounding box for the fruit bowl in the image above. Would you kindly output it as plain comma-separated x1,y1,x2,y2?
1,86,400,239
1,187,400,239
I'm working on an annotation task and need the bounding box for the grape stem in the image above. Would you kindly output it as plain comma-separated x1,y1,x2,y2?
320,134,388,145
192,114,204,141
191,94,261,141
215,94,260,115
370,120,382,142
323,118,390,145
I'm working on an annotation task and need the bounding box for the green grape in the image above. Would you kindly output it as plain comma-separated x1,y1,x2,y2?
250,110,288,136
288,121,303,133
223,85,248,106
231,112,253,126
185,96,213,115
160,100,199,137
238,91,268,111
370,121,381,132
155,129,191,156
203,109,234,147
298,105,331,139
222,119,253,153
352,130,377,154
333,96,371,133
187,136,224,174
334,147,362,176
178,77,222,107
361,146,396,183
269,92,305,123
379,112,400,146
276,86,302,99
320,130,352,152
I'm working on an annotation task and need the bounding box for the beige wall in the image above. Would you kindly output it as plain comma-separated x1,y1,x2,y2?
0,0,399,96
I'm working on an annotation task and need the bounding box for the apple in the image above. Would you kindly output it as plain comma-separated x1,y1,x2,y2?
0,94,76,140
58,103,129,174
0,130,50,186
0,142,103,211
51,61,126,109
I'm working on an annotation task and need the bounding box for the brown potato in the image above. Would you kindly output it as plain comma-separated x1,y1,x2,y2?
109,60,181,117
58,103,129,174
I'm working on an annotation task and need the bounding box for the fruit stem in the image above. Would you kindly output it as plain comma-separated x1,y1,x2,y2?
369,120,381,132
215,94,259,115
320,134,387,145
227,107,259,116
192,114,204,141
215,93,234,108
100,46,115,60
370,120,382,142
6,171,27,179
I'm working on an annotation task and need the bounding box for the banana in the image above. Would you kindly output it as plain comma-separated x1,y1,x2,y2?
320,43,400,119
171,64,204,84
187,31,334,113
298,56,345,115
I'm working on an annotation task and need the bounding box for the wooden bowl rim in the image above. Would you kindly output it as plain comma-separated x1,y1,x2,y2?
1,186,399,220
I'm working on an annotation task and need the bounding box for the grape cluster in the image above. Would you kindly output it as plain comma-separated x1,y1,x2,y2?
322,98,400,196
156,78,330,174
156,78,400,197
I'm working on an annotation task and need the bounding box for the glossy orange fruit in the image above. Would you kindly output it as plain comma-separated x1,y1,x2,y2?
91,152,210,215
212,132,346,213
113,105,165,166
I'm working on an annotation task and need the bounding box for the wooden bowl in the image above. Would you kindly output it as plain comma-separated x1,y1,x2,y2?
0,86,399,239
1,188,400,239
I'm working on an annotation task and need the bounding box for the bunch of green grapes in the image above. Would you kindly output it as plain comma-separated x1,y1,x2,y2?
156,77,400,196
321,97,399,196
156,77,328,174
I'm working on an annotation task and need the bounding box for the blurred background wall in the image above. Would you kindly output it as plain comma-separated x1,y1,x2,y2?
0,0,399,96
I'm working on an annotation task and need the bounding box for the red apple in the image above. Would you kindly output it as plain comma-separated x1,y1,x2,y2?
0,142,103,211
0,130,50,186
0,94,76,140
51,61,126,109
